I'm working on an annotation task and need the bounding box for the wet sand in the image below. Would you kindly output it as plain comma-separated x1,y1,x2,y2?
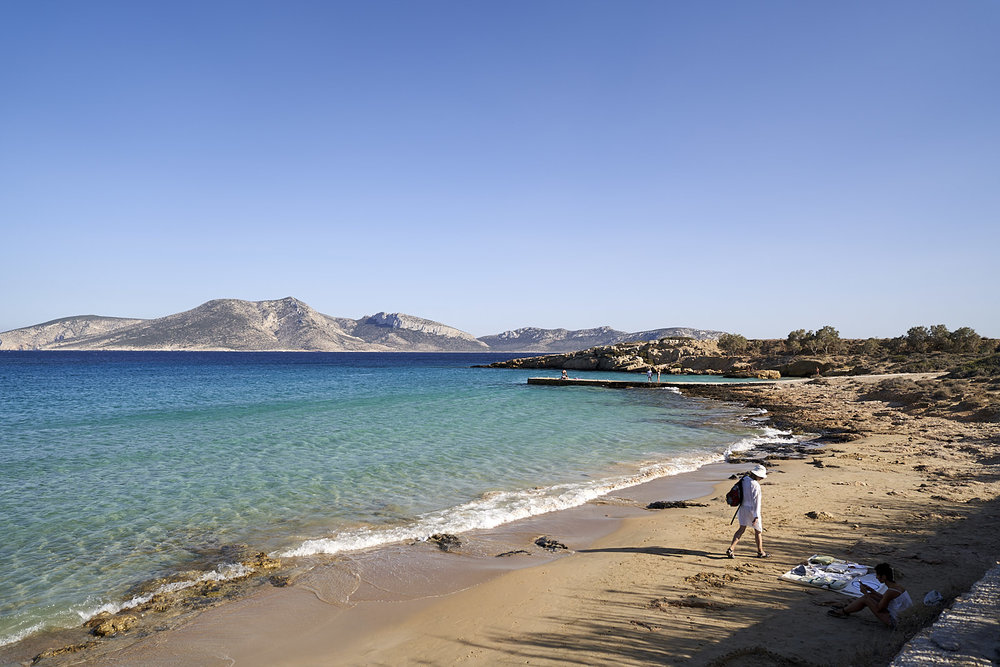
18,374,1000,666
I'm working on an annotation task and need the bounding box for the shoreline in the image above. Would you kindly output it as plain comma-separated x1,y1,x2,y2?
66,463,759,666
3,457,758,666
2,392,773,666
12,374,1000,666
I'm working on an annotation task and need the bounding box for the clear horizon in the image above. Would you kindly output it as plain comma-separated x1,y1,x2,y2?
3,2,998,339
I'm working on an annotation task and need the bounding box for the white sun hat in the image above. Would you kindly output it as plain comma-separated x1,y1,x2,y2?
749,464,767,479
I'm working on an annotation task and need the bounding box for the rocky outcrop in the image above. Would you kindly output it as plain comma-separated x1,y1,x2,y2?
429,533,462,552
488,338,865,379
490,339,758,376
534,536,568,551
85,613,138,637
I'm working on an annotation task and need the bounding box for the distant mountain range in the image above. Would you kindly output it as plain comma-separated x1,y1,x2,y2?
0,297,724,353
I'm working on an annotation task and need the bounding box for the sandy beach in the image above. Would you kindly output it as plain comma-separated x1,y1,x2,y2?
19,373,1000,666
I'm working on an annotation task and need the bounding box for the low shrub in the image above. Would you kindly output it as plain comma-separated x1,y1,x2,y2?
947,353,1000,379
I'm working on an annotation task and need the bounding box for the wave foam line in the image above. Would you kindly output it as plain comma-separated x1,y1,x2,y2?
0,562,258,648
0,621,47,648
78,562,254,622
725,426,798,456
280,451,729,559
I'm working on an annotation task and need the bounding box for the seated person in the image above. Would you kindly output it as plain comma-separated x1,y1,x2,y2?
828,563,912,628
561,369,569,379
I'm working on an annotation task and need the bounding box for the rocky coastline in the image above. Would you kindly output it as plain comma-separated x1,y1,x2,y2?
485,337,844,379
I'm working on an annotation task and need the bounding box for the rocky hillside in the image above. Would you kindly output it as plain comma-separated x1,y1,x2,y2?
349,313,488,352
479,326,723,353
0,315,145,350
0,298,488,352
1,299,720,353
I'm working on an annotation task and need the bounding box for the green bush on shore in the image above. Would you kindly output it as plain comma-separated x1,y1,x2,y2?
947,354,1000,380
721,324,994,361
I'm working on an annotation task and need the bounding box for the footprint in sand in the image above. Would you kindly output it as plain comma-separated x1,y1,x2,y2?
684,571,740,588
651,595,731,611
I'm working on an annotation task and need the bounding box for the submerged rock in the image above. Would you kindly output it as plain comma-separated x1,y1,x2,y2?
85,613,138,637
240,551,281,570
534,536,568,551
429,533,462,552
32,641,100,664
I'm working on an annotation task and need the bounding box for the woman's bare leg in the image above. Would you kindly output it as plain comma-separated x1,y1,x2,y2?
729,525,747,551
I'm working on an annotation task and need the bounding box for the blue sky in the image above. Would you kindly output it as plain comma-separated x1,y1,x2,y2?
2,1,998,338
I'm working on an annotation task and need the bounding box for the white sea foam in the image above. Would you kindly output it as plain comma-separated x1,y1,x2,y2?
279,423,808,560
724,426,797,456
0,621,47,648
77,562,254,623
279,452,721,558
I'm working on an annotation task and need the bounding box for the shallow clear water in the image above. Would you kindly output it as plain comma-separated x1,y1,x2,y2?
0,351,768,645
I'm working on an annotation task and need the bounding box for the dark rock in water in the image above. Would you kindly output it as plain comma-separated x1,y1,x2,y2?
269,575,290,587
220,543,255,560
429,533,462,552
496,549,531,557
646,500,708,509
240,551,281,570
535,536,568,551
33,641,100,664
85,613,138,637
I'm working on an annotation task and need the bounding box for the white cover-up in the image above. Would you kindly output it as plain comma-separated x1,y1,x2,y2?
737,475,762,530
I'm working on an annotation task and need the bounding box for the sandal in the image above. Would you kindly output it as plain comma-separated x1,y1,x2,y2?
827,608,847,618
756,552,770,558
726,548,734,559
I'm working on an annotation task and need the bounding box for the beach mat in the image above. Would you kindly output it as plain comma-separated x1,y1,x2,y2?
780,555,884,597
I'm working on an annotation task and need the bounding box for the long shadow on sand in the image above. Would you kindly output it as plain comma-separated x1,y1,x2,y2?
441,490,1000,667
578,546,718,559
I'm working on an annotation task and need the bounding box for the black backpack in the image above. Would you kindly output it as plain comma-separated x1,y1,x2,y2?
725,475,746,507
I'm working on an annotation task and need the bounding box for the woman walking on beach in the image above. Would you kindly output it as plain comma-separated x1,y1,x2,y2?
828,563,912,628
726,464,768,558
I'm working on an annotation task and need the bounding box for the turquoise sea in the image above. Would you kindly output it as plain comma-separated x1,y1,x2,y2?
0,351,785,647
